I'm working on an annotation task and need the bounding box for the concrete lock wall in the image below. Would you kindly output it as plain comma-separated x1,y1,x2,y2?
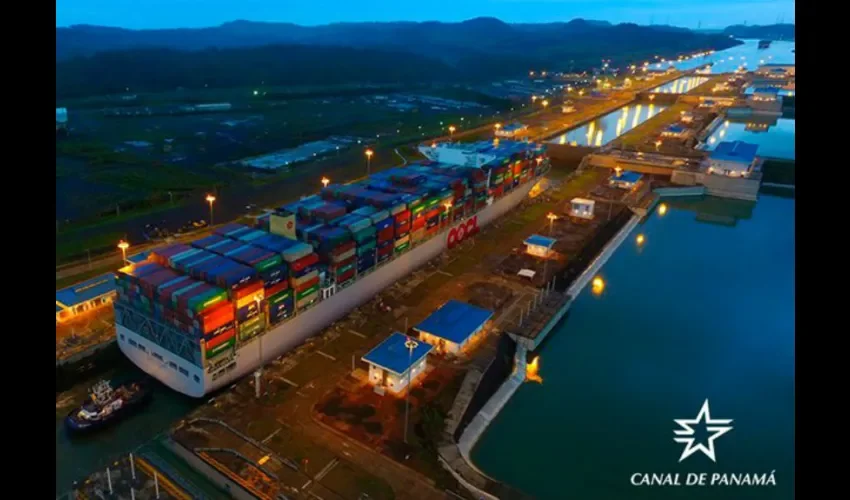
701,174,761,201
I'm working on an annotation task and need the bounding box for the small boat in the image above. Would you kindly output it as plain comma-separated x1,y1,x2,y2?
64,379,152,434
758,40,771,49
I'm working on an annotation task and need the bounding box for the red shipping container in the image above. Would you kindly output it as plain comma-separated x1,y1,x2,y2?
337,268,356,283
394,210,411,224
264,280,290,298
377,244,393,257
295,276,320,293
196,299,230,322
332,240,356,257
377,226,394,242
291,252,319,273
199,305,235,334
205,328,236,349
232,279,263,301
412,217,426,231
425,208,441,220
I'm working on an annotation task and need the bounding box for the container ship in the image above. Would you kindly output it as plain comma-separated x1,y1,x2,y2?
115,140,549,397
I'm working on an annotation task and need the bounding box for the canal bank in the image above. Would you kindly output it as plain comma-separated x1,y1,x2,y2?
472,195,795,499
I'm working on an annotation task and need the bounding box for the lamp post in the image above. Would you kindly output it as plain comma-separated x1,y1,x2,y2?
444,201,453,226
545,213,558,284
448,125,456,140
254,296,265,399
494,123,502,135
118,240,129,265
321,176,330,188
205,194,216,225
365,149,374,176
542,99,549,110
403,337,419,444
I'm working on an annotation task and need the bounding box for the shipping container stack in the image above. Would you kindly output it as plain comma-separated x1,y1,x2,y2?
115,257,238,364
332,213,373,284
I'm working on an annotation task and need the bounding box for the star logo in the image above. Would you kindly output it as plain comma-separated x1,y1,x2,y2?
673,399,733,462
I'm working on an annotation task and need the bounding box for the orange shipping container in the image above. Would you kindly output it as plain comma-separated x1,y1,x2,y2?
236,289,265,309
201,306,235,334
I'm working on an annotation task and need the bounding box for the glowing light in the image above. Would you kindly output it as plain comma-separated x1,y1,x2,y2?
526,356,543,384
205,194,216,204
365,149,374,158
636,234,645,246
592,276,605,295
658,203,668,216
321,177,330,188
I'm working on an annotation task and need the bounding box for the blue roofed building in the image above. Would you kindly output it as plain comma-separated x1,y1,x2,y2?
661,124,691,139
414,300,494,354
707,141,760,177
362,332,433,394
609,170,643,190
523,234,557,258
56,273,117,323
495,122,529,138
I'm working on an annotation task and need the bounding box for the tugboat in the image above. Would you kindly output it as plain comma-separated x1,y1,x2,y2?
64,379,151,434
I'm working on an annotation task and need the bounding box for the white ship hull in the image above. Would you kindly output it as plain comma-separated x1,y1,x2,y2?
118,180,538,397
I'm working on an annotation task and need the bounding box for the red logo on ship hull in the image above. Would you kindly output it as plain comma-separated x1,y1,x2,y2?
447,215,478,248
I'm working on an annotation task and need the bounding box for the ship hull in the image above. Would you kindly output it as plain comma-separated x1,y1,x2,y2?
118,180,538,397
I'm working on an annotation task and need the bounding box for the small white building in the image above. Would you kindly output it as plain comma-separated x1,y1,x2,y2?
706,141,759,177
569,198,595,220
362,332,433,395
523,234,557,258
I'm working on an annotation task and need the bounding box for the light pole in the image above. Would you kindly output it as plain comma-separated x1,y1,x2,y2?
444,201,453,226
448,125,456,140
494,123,502,135
117,240,129,265
403,337,419,444
255,296,265,399
205,194,216,225
365,149,374,176
545,213,557,284
542,99,549,110
321,176,330,188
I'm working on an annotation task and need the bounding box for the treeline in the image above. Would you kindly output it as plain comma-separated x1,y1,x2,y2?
56,45,460,99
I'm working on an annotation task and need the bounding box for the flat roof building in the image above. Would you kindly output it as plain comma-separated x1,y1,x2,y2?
56,273,117,323
661,124,691,139
495,122,529,138
609,171,643,189
707,141,759,177
414,300,494,355
569,197,595,220
523,234,557,258
362,332,433,395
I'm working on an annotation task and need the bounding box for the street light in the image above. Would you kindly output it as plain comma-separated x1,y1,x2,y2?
546,212,558,235
365,149,374,175
403,337,419,444
448,125,456,139
321,176,330,188
205,194,216,225
444,201,453,225
254,296,265,398
117,240,129,264
542,100,549,109
494,123,502,133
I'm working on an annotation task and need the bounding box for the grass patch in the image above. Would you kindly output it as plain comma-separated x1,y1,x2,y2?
56,265,116,290
56,230,125,265
322,461,396,500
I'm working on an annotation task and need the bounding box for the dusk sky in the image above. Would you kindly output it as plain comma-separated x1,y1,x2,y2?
56,0,795,30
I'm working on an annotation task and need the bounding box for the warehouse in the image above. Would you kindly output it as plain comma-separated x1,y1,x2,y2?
414,300,494,355
56,273,118,323
362,332,433,395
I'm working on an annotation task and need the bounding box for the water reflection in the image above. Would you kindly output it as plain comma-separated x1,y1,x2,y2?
674,39,795,73
650,76,709,94
665,196,756,227
551,104,666,147
702,117,795,160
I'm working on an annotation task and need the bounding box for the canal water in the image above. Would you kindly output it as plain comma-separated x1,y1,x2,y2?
702,118,796,160
649,75,709,94
549,103,667,147
672,39,795,73
55,358,200,495
473,195,795,499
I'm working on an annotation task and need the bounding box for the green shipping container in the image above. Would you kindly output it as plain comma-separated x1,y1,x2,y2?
189,289,227,314
394,242,410,253
336,263,356,276
254,254,284,272
268,289,293,306
206,337,235,359
353,226,377,244
356,240,377,255
238,314,264,340
296,284,319,300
